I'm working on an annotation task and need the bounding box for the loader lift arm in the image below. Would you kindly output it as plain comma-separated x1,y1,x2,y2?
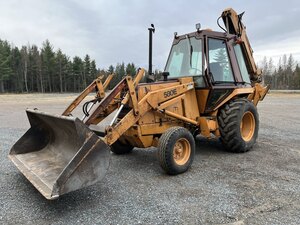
85,68,145,126
79,69,197,146
62,73,114,117
103,77,197,146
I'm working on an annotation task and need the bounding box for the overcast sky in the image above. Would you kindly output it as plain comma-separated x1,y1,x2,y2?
0,0,300,70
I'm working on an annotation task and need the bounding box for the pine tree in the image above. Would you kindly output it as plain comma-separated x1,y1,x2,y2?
20,46,29,92
277,63,284,89
286,54,295,89
55,49,65,92
83,54,91,86
65,60,73,92
41,40,55,92
115,62,125,85
125,63,136,76
268,58,274,74
261,56,269,76
0,40,13,92
108,65,114,74
90,60,98,79
213,48,230,78
294,64,300,89
10,46,22,92
213,48,228,67
72,56,83,92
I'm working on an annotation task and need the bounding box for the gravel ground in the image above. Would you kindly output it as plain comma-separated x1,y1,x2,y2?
0,93,299,225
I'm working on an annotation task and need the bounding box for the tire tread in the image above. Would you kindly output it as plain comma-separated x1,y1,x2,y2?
218,98,259,153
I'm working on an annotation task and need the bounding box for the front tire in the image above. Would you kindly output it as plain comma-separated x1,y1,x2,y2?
158,127,195,175
218,98,259,153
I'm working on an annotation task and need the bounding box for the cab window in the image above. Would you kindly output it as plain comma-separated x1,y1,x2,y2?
208,38,234,82
234,44,251,83
165,37,202,78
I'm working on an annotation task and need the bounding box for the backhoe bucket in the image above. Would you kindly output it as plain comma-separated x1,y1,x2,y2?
8,109,110,200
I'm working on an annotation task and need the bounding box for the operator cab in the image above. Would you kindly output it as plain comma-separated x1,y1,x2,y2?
164,29,252,112
164,30,251,87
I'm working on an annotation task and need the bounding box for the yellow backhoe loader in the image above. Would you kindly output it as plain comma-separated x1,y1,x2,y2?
9,8,269,200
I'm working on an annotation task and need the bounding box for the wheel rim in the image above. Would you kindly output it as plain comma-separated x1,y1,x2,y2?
173,138,191,166
240,111,255,142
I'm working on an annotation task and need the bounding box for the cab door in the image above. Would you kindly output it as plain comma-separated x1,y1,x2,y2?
202,37,238,113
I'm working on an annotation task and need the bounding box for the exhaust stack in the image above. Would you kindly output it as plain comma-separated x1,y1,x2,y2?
148,24,155,76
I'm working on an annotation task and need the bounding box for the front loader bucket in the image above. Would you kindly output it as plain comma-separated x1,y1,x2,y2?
9,109,110,200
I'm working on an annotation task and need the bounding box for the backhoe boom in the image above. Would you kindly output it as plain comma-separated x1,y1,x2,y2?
221,8,262,82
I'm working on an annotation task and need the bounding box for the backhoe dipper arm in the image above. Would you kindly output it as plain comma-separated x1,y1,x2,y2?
221,8,261,82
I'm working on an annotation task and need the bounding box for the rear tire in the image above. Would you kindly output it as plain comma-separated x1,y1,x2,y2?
218,98,259,153
158,127,195,175
110,140,134,155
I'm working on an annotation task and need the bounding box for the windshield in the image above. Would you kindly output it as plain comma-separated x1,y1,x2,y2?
165,37,202,78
